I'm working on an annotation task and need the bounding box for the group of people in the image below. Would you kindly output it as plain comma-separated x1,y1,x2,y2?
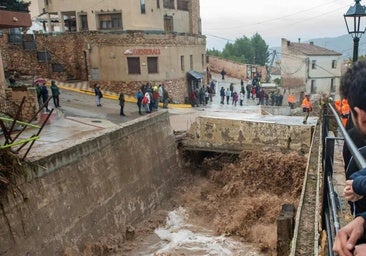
35,80,61,112
93,82,170,116
190,83,215,107
332,60,366,255
135,83,169,115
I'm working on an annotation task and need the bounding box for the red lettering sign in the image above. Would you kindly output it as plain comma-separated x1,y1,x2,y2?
124,48,160,55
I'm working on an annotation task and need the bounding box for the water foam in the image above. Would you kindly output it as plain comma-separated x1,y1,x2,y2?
149,207,260,256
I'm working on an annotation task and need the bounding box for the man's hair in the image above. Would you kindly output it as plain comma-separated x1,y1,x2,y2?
340,61,366,111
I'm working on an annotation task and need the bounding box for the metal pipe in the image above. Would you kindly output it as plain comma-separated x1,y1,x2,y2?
328,103,366,169
324,201,335,256
327,174,340,233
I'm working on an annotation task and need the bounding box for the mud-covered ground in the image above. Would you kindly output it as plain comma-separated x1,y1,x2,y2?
63,150,307,256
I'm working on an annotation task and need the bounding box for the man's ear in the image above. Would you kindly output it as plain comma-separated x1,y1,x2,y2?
354,107,366,125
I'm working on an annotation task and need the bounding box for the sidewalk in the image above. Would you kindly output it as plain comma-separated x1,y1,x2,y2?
56,81,192,109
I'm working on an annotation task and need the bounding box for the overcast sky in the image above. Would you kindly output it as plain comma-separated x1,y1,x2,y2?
200,0,352,50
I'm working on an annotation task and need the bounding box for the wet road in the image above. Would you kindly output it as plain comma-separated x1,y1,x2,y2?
56,74,316,131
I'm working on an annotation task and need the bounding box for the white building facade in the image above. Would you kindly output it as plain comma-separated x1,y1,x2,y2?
281,38,342,100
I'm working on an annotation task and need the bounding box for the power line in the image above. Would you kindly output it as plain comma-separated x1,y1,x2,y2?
204,2,348,46
204,2,347,31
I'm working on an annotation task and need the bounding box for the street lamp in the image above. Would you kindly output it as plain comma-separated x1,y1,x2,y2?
344,0,366,62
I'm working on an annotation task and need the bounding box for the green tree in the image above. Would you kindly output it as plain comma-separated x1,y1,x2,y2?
273,78,281,86
206,48,221,57
0,0,30,12
250,33,269,65
206,33,269,65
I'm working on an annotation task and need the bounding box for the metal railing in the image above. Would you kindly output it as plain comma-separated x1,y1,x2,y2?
322,103,366,255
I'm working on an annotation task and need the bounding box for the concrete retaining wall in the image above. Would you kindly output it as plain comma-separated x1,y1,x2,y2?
183,116,313,153
0,112,180,255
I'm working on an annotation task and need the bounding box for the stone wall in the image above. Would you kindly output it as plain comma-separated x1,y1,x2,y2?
0,31,206,103
208,56,267,82
0,112,181,255
3,87,38,121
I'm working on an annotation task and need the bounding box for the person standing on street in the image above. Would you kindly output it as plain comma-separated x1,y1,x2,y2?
239,91,244,106
162,85,169,109
94,84,103,107
220,86,225,104
50,80,61,108
35,83,42,108
40,82,50,112
119,93,126,116
301,93,312,124
221,68,226,80
287,93,295,109
225,88,231,105
136,89,143,115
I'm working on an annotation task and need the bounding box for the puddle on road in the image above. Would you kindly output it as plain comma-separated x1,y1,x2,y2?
130,207,262,256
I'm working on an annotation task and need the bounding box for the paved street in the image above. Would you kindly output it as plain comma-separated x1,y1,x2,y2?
8,73,319,160
55,74,261,130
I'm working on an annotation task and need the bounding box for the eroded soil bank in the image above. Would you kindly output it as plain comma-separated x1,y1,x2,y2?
64,150,307,256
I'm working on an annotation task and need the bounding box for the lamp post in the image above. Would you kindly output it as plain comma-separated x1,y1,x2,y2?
344,0,366,62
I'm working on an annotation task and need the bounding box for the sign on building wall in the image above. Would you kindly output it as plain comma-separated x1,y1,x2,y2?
124,49,160,55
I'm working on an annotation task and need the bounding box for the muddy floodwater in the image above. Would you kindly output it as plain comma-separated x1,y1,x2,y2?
126,207,262,255
116,151,306,256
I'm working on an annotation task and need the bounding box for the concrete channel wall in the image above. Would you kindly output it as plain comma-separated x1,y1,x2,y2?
0,112,180,256
183,115,314,153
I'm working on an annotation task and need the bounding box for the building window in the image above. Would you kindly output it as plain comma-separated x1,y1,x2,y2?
311,80,316,93
190,55,193,70
201,54,204,68
181,55,184,71
163,0,175,9
127,57,141,74
98,13,122,30
164,15,173,32
311,60,316,69
332,60,337,69
177,0,189,11
157,0,160,8
330,78,335,92
79,14,88,31
147,57,158,73
45,0,49,5
141,0,146,14
8,28,22,44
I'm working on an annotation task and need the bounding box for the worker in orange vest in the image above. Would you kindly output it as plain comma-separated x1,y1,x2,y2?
334,99,342,113
301,93,313,124
333,98,350,127
287,94,295,109
340,99,350,127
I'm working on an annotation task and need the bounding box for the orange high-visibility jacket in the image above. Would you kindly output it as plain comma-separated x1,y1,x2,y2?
288,94,295,103
334,99,342,113
302,97,312,110
340,99,350,127
341,99,350,116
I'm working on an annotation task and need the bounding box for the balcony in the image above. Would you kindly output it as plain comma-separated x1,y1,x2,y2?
0,10,31,29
